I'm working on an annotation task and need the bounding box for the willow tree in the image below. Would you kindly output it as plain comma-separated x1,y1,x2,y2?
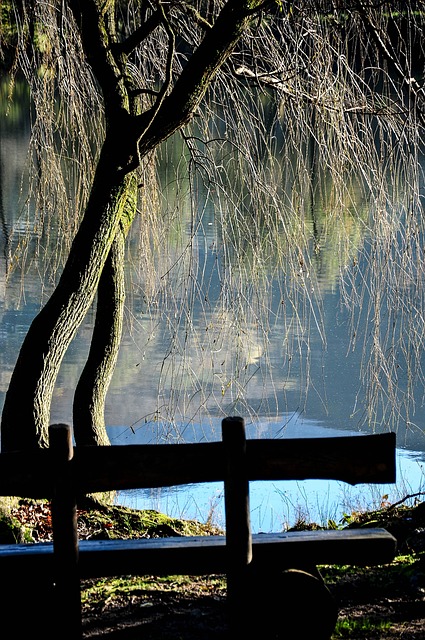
1,1,424,451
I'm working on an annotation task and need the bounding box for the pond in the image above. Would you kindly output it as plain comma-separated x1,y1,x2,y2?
0,89,424,533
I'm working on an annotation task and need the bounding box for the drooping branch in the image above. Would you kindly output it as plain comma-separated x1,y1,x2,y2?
67,0,129,118
3,0,424,454
136,0,265,155
118,7,165,56
356,5,425,126
0,0,265,451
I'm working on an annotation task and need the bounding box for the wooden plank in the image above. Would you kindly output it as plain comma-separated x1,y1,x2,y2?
0,528,397,578
79,528,397,574
249,528,397,567
222,416,252,632
49,424,82,640
0,432,396,498
74,432,397,491
246,433,397,485
0,541,56,573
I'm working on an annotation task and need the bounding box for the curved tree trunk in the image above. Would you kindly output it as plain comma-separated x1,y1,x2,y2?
73,179,136,447
1,138,134,451
0,0,262,452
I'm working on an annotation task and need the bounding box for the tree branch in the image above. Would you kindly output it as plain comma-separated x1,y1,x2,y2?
356,4,425,127
67,0,129,118
136,0,263,153
123,3,176,174
118,7,164,57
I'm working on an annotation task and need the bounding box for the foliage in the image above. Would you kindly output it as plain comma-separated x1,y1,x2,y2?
0,507,33,543
0,497,223,544
1,2,425,445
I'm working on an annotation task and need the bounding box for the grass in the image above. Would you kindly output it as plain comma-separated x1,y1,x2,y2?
332,618,393,637
79,551,422,611
81,574,227,611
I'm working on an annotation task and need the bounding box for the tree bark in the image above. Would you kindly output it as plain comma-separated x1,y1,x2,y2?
72,178,137,447
1,139,134,450
0,0,264,452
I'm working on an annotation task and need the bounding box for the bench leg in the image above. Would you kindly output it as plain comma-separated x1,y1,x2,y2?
4,574,57,639
244,565,338,640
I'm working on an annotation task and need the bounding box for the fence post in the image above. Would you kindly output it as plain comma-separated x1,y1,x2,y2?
49,423,81,639
222,416,252,634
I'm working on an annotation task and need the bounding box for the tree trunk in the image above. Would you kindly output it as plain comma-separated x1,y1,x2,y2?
73,178,137,447
1,0,263,452
1,137,134,451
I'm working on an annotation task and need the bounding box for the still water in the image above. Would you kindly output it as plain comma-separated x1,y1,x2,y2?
1,95,424,533
114,419,424,533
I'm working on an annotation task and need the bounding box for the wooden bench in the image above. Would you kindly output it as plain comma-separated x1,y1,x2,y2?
0,417,397,639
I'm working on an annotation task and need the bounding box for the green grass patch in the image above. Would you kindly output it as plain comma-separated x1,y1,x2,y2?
332,617,392,637
81,574,227,611
320,552,423,584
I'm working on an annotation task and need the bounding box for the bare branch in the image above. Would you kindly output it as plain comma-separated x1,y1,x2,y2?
118,8,164,57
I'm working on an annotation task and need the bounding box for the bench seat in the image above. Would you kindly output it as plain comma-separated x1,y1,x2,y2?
0,527,396,578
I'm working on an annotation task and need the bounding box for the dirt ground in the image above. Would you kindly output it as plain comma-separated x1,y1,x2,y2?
80,555,425,639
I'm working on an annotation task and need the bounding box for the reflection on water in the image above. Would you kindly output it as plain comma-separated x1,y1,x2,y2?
1,84,425,530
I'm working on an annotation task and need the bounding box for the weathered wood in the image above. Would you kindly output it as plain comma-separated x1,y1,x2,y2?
222,416,252,632
49,424,82,639
0,418,398,640
0,528,397,578
0,431,396,497
222,417,252,564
